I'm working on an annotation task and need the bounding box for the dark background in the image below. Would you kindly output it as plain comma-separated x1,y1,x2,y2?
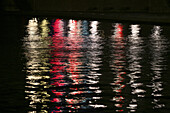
1,0,170,113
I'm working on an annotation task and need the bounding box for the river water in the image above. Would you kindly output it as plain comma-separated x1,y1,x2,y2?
21,18,170,113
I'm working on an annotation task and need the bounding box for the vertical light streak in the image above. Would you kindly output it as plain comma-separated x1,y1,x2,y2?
67,20,83,85
110,23,126,112
88,21,106,108
50,19,67,113
24,18,51,113
147,26,167,109
66,20,85,111
127,24,144,113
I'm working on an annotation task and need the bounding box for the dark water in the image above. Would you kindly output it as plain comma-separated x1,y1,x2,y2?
2,17,170,113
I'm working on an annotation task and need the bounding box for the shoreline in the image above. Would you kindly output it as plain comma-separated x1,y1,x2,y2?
2,11,170,24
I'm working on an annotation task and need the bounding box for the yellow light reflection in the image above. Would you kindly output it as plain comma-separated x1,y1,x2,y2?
24,18,51,112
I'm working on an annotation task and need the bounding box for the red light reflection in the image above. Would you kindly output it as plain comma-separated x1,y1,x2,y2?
112,23,126,112
50,19,85,112
50,19,67,112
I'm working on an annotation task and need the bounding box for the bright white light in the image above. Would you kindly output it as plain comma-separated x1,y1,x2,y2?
130,24,140,37
89,104,107,108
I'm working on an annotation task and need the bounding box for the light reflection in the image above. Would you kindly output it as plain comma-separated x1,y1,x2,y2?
49,19,105,112
24,18,51,113
66,19,105,111
147,26,167,109
127,24,144,113
88,21,103,83
23,18,170,113
87,21,105,108
110,23,126,112
50,19,67,113
67,20,84,85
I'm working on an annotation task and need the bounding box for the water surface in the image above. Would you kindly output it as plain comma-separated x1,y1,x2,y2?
22,18,170,113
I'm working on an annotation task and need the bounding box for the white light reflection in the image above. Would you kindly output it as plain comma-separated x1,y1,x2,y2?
89,104,107,108
127,24,144,112
147,26,167,109
87,21,105,108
